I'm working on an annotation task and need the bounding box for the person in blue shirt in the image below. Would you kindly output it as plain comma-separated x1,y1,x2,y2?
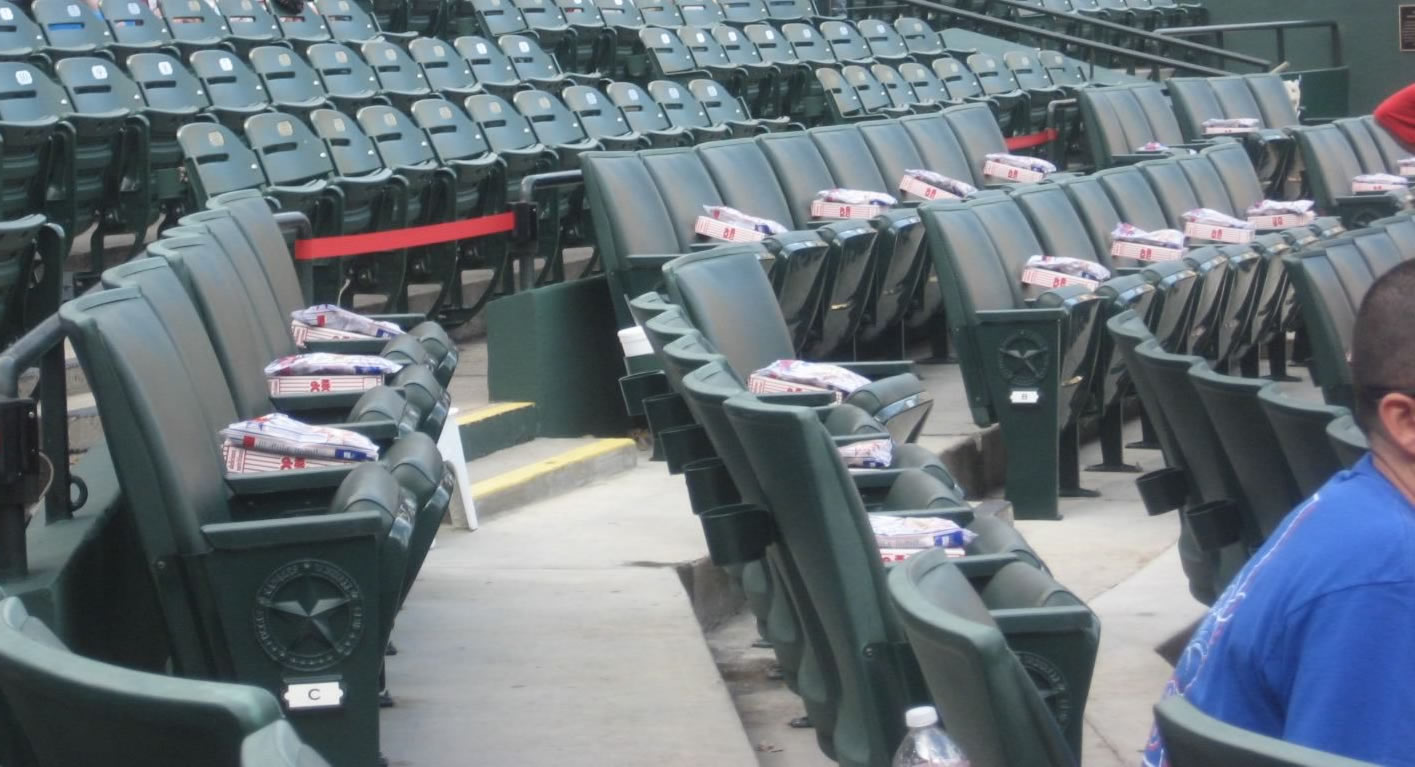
1144,257,1415,767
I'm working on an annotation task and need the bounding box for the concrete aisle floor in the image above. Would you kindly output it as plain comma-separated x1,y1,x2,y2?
379,461,761,767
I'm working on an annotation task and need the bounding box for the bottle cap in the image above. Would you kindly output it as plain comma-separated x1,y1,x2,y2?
905,705,938,729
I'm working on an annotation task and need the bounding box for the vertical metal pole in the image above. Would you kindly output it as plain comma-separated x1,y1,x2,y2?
512,199,539,293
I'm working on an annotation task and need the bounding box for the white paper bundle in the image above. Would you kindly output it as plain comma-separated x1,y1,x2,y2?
837,438,892,469
750,359,870,394
1245,199,1315,229
982,153,1055,184
1110,223,1186,262
694,205,786,242
290,305,403,339
898,169,978,201
264,353,405,377
1183,208,1256,244
870,514,977,549
1202,117,1260,134
220,413,380,463
810,188,896,219
1021,255,1108,291
1352,173,1410,193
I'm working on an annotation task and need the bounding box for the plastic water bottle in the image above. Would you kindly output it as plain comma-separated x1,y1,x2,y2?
892,706,970,767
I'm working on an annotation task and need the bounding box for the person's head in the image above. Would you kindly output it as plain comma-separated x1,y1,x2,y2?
1353,259,1415,460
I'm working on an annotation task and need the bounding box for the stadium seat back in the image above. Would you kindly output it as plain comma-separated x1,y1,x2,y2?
1257,383,1350,502
322,0,385,42
191,49,269,111
818,19,871,63
742,23,796,64
249,45,331,111
410,97,493,163
0,0,46,60
274,3,334,45
712,23,765,65
1208,75,1266,125
310,106,388,176
664,244,795,375
409,36,482,95
1155,695,1378,767
897,61,949,105
782,22,835,65
894,15,944,57
32,0,112,53
871,63,921,110
638,0,685,27
307,42,383,104
455,34,521,85
897,111,975,186
648,79,714,130
1165,77,1224,140
607,80,676,132
1326,414,1368,470
1243,72,1299,129
243,110,338,192
855,18,909,62
100,0,174,53
177,121,269,199
470,0,531,36
940,102,1007,182
932,55,982,99
216,0,282,46
514,88,593,145
463,92,541,152
1334,116,1391,175
1127,82,1187,145
674,0,726,28
157,0,230,45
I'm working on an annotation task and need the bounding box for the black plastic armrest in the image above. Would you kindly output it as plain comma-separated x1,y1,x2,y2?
331,419,399,441
952,552,1018,578
364,312,425,329
225,465,355,496
202,509,385,550
976,307,1066,326
832,360,913,378
849,468,907,489
757,391,838,407
992,605,1097,633
271,391,365,411
629,254,685,268
302,338,390,355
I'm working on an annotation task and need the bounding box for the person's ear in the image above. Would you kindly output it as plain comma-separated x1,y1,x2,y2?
1378,393,1415,456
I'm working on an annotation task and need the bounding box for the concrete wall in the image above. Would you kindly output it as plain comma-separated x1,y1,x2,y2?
1200,0,1412,114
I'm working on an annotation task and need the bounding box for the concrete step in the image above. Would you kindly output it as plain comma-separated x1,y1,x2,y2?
459,435,640,523
455,401,538,461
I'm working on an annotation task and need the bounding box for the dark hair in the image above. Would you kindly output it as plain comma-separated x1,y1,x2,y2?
1352,258,1415,433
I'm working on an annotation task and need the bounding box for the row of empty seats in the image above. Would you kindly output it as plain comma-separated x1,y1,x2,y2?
621,245,1099,767
0,190,464,765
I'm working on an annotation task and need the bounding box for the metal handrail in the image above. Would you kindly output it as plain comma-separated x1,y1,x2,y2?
1155,19,1343,69
902,0,1234,77
968,0,1270,69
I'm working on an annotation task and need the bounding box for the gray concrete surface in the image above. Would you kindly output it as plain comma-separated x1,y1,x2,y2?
380,461,761,767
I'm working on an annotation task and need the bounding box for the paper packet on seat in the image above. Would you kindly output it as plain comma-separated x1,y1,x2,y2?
1136,141,1169,152
881,547,966,564
983,153,1055,183
811,188,896,219
221,413,380,463
898,169,977,201
748,359,870,396
1183,207,1255,244
1110,223,1185,262
1202,117,1260,135
264,353,405,377
694,205,786,242
291,304,404,339
1246,199,1315,229
1021,255,1108,291
837,438,892,469
870,514,977,549
1352,173,1410,193
1400,158,1415,178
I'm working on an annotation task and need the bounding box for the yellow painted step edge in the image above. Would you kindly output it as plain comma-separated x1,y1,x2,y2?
457,401,534,425
470,438,637,499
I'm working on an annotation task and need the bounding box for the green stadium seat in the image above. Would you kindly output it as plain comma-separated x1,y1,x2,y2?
216,0,284,52
101,0,177,59
689,77,788,134
1154,696,1377,767
512,88,603,166
1187,360,1301,541
1242,73,1299,130
105,249,451,600
893,16,944,64
918,196,1107,518
781,21,837,66
938,102,1015,185
1281,239,1374,407
840,64,911,118
604,80,694,146
853,18,909,65
1106,311,1231,604
718,0,769,26
638,25,703,83
408,36,483,98
1373,211,1415,256
32,0,113,58
274,4,335,49
723,395,1083,767
324,0,415,44
888,549,1099,767
468,0,531,37
462,92,559,183
156,0,231,58
512,0,574,51
1258,384,1349,498
361,39,434,110
1326,414,1367,469
0,0,46,62
554,0,616,73
357,102,457,235
815,66,880,123
560,84,651,149
0,216,58,349
871,63,940,113
593,0,647,44
198,188,460,378
306,42,386,114
60,286,409,766
817,19,873,66
663,245,931,442
740,22,814,121
964,52,1031,134
675,0,727,28
637,0,685,28
249,45,333,118
0,597,333,767
647,78,734,140
1168,76,1293,195
453,34,520,98
190,49,271,130
679,25,772,107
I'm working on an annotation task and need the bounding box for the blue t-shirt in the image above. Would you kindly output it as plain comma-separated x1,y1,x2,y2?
1144,455,1415,767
